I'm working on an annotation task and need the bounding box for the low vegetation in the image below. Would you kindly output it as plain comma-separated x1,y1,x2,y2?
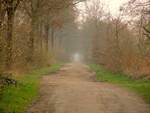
90,64,150,104
0,64,61,113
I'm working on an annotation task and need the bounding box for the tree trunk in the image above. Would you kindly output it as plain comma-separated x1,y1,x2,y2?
51,27,54,49
0,0,2,28
6,9,14,69
0,1,6,32
45,24,49,52
115,21,122,71
28,18,36,62
39,21,43,52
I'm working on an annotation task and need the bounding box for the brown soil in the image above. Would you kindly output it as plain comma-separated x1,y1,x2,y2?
27,63,150,113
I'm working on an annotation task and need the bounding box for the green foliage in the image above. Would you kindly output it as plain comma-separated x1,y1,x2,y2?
90,64,150,104
0,64,61,113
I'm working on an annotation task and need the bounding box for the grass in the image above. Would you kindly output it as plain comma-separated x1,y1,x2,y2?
90,64,150,104
0,64,62,113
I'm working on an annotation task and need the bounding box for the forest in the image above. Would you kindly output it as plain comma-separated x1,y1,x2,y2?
81,0,150,79
0,0,149,78
0,0,150,113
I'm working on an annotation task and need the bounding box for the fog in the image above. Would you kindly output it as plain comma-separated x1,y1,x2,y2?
0,0,149,78
0,1,149,112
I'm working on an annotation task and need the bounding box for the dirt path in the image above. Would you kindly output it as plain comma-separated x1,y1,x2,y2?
27,63,150,113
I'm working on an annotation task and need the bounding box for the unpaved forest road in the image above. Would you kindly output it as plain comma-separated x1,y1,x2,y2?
27,63,150,113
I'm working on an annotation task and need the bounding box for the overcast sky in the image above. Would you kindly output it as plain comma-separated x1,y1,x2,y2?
76,0,129,21
102,0,128,16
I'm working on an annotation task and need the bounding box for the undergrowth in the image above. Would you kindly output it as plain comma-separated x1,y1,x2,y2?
90,64,150,104
0,64,61,113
